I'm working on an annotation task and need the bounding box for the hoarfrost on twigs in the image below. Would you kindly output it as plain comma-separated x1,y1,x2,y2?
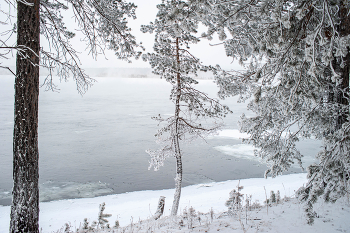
196,0,350,224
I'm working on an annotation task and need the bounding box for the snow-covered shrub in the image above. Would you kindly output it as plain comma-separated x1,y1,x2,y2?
250,201,263,210
226,184,244,214
74,203,115,232
63,223,72,233
176,206,207,230
185,206,197,229
82,218,89,230
270,191,276,204
265,190,283,206
114,220,119,229
245,194,252,211
276,190,281,204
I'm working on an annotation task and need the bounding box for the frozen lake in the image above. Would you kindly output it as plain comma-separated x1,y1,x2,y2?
0,75,321,205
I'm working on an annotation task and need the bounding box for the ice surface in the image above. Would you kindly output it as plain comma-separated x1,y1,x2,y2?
214,144,263,164
0,181,114,206
39,181,114,202
213,129,250,139
182,173,215,184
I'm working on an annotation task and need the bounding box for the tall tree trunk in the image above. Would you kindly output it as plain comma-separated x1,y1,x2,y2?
10,0,40,232
171,37,182,216
334,1,350,130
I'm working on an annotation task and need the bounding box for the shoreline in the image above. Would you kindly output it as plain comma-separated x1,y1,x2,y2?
0,173,308,232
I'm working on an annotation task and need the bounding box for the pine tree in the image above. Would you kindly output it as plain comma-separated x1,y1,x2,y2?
225,186,244,213
11,1,40,231
1,0,141,231
142,0,230,216
195,0,350,224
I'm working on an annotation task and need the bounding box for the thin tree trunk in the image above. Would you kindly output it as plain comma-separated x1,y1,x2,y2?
171,37,182,216
10,0,40,232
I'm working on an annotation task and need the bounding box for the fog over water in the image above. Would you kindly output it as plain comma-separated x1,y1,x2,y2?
0,72,321,205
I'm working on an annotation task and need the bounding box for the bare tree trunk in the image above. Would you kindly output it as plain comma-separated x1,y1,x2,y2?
171,144,182,216
153,196,166,220
10,0,40,232
171,37,183,216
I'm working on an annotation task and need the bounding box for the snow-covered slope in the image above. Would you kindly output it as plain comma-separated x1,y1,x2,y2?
0,173,349,232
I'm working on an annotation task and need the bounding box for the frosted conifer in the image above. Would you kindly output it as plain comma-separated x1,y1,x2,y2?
225,183,244,213
276,190,281,204
270,191,276,204
98,202,112,228
195,0,350,224
143,0,230,216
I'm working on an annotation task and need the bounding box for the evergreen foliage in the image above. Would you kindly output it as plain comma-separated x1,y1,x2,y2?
225,183,244,213
276,190,281,204
77,203,115,232
195,0,350,224
142,0,230,216
270,190,276,204
98,202,112,228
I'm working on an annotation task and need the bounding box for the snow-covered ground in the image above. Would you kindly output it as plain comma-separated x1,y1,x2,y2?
1,173,349,232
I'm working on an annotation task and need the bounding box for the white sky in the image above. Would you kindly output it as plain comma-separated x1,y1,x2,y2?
77,0,239,69
0,0,240,70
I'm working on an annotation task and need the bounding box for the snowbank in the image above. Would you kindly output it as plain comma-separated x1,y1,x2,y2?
0,173,308,232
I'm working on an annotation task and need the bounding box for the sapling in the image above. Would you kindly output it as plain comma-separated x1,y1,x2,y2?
114,220,120,229
270,191,276,204
98,202,112,228
226,182,244,214
188,206,196,229
181,206,198,229
82,218,89,230
276,190,281,204
245,194,252,211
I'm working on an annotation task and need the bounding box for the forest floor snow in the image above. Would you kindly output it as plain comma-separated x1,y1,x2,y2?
0,173,349,232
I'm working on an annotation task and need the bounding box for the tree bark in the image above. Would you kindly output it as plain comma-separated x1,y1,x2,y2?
10,0,40,232
334,1,350,130
171,37,183,216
